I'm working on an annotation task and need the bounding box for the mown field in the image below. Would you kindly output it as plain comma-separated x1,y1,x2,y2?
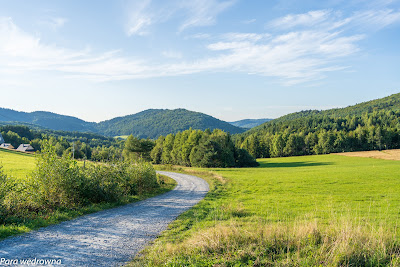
0,149,35,179
133,155,400,266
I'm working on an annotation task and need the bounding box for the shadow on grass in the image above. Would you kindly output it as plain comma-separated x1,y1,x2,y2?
258,161,334,168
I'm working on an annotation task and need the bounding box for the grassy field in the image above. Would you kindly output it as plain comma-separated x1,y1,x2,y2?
0,149,35,179
133,155,400,266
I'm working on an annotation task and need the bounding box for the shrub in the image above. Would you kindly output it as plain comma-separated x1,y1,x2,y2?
0,142,159,218
32,141,85,209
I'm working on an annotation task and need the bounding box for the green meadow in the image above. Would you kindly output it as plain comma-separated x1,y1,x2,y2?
134,155,400,266
0,149,35,179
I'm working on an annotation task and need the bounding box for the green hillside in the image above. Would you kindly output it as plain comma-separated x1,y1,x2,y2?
0,108,244,139
96,109,245,138
236,93,400,158
0,108,96,132
252,92,400,132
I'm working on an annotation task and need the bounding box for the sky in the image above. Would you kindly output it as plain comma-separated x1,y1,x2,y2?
0,0,400,122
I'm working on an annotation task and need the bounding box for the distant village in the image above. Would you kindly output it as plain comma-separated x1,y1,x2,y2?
0,132,35,153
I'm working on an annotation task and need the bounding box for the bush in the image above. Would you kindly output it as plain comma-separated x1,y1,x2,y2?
32,141,85,209
0,142,159,218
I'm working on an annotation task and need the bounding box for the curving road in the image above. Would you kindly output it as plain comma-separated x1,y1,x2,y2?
0,171,209,266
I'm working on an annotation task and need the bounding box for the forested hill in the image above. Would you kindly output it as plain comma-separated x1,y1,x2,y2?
0,107,245,138
249,92,400,133
0,108,95,132
236,92,400,159
96,109,245,138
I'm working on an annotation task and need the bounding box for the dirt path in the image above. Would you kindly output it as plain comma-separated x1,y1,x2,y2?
0,171,209,266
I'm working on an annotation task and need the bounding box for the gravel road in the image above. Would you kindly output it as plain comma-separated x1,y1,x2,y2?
0,171,209,266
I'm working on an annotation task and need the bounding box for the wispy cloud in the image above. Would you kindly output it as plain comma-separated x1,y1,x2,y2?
268,8,400,31
242,18,256,24
40,17,68,31
269,10,332,29
185,33,211,39
124,0,235,36
178,0,236,31
162,50,183,59
351,9,400,30
1,4,400,85
125,0,153,36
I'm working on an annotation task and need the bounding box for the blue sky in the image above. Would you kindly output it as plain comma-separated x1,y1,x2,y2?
0,0,399,122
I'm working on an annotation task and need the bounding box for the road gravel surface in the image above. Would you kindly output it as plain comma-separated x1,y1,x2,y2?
0,171,209,266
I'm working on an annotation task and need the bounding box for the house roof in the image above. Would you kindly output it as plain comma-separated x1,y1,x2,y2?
17,144,35,152
0,143,14,149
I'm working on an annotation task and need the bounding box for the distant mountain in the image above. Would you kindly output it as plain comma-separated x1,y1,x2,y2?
0,108,95,132
96,109,245,138
0,108,245,139
229,119,272,129
249,92,400,134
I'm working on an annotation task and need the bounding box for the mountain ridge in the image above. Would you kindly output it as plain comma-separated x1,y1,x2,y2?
247,92,400,134
0,107,244,138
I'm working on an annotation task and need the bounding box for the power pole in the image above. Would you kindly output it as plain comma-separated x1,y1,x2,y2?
72,142,75,159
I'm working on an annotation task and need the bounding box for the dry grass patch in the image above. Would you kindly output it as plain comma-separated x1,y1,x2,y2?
133,219,400,266
336,149,400,161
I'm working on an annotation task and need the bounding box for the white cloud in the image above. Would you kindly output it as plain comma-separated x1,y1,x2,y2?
1,5,399,86
269,10,332,29
40,17,68,30
162,50,183,59
124,0,235,35
268,8,400,31
125,0,153,36
178,0,235,31
351,9,400,29
222,32,270,42
242,18,256,24
185,33,211,39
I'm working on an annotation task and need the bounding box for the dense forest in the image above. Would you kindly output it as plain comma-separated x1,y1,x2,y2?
249,93,400,133
150,128,258,167
96,109,245,138
236,108,400,158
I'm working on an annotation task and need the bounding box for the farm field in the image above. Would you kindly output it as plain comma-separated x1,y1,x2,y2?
0,149,35,179
134,155,400,266
336,149,400,161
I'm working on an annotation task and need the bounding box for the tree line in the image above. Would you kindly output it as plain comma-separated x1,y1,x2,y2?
148,128,258,167
0,125,125,161
236,110,400,158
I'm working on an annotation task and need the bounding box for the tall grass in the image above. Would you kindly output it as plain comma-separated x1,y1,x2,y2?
137,218,400,266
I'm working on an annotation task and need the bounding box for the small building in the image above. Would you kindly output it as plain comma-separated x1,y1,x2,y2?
0,143,14,149
16,144,35,152
0,132,4,144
